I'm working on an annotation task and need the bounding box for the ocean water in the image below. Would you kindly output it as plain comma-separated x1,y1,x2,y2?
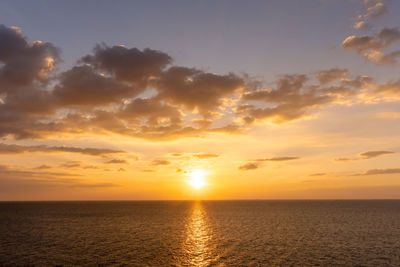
1,200,400,266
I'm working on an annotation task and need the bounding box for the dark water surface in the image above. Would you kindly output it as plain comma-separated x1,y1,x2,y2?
1,200,400,266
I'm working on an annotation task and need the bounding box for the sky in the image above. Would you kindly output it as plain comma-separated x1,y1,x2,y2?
0,0,400,200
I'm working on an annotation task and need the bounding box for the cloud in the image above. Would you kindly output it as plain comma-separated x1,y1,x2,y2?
82,165,99,169
238,162,259,170
377,28,400,44
80,44,171,87
53,65,136,106
373,80,400,97
104,159,128,164
0,164,118,192
0,143,125,156
151,159,171,166
193,153,219,159
155,66,244,117
33,165,52,170
119,97,182,127
0,23,398,142
254,156,300,162
0,164,79,178
240,74,335,123
0,25,248,141
342,35,386,53
342,28,400,65
316,68,349,84
363,168,400,175
60,161,81,168
0,25,59,89
360,150,394,159
335,150,394,162
363,50,400,65
351,1,388,31
364,1,387,19
352,21,370,30
309,173,326,177
334,157,356,162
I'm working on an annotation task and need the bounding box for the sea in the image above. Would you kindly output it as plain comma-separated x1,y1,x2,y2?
0,200,400,266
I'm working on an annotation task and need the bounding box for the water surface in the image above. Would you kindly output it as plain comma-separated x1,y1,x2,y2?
1,200,400,266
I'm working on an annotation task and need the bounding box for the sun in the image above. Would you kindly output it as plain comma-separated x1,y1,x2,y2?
187,169,208,189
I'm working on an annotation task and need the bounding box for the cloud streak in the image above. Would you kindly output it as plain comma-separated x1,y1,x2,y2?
363,168,400,175
0,143,125,156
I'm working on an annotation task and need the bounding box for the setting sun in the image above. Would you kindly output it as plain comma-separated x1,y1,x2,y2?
187,169,208,189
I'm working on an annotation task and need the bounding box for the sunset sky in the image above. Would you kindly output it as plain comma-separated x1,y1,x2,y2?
1,0,400,200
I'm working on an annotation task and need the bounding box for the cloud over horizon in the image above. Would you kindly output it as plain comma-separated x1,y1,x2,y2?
0,24,399,143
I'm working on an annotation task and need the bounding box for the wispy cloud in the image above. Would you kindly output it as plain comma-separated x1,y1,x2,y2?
335,150,395,162
363,168,400,175
254,156,300,162
360,151,394,159
238,162,259,171
0,143,125,156
104,159,128,164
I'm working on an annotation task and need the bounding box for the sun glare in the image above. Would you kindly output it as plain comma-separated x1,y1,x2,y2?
187,169,208,189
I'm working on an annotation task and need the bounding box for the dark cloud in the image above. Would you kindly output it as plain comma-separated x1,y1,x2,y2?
119,97,182,126
0,25,59,89
0,143,125,156
360,150,394,159
81,44,171,87
53,65,136,106
238,162,259,170
155,66,244,117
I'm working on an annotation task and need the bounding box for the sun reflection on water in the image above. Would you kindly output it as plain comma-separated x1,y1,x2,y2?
183,202,216,266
